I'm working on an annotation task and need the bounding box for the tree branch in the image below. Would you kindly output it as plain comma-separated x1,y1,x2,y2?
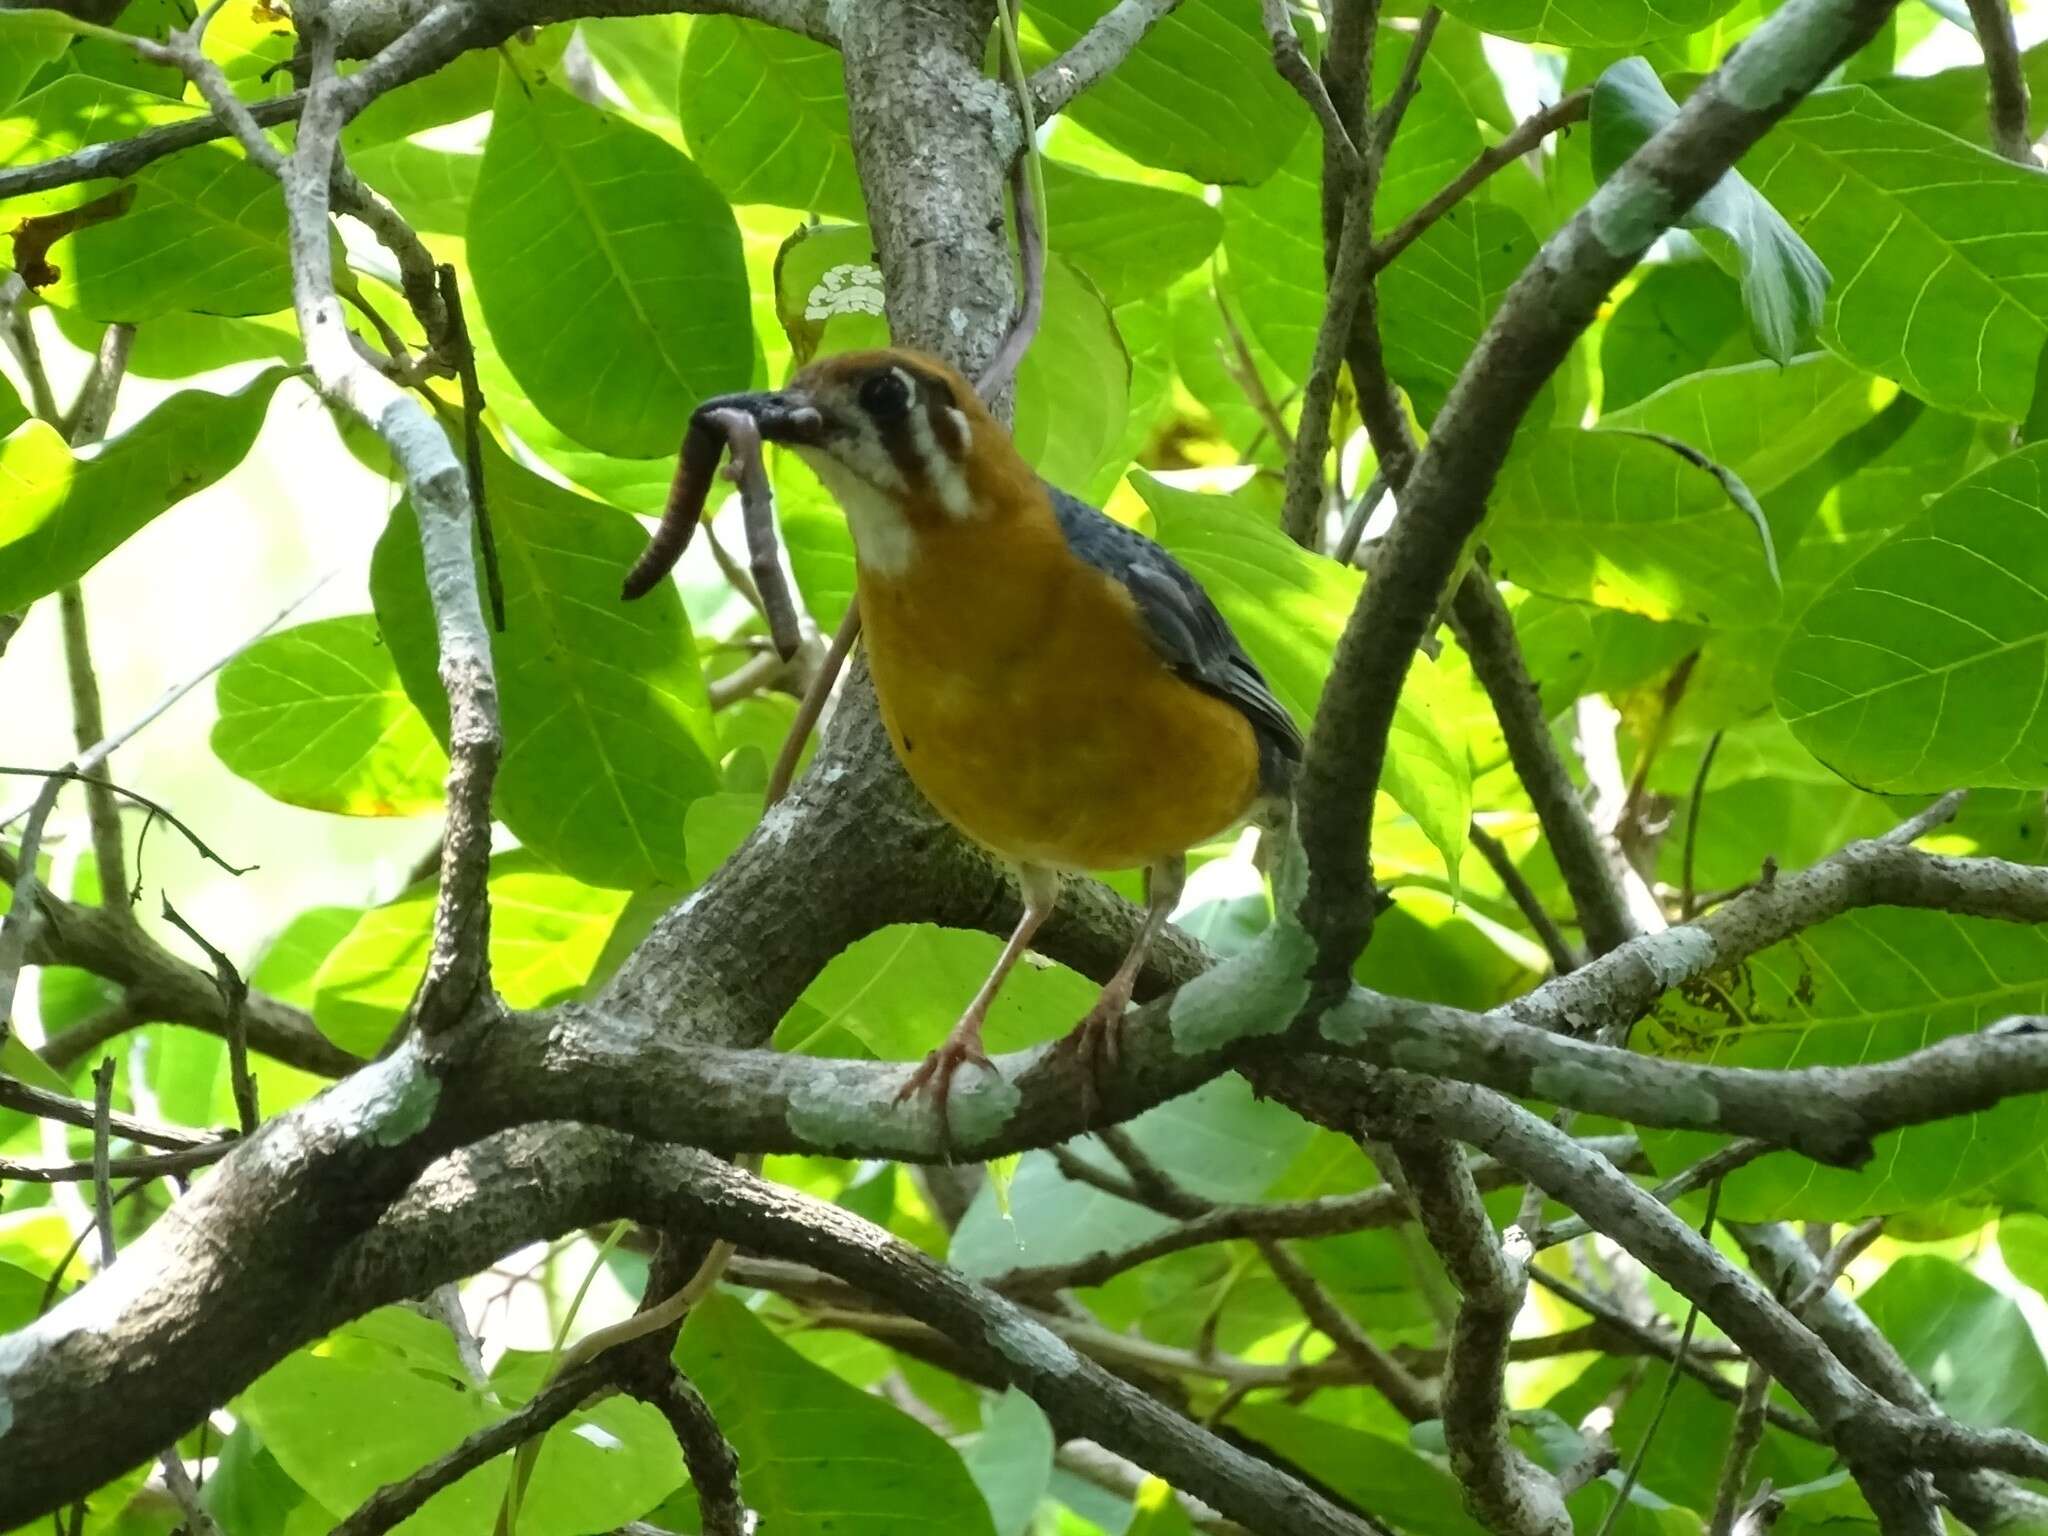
1026,0,1183,125
1293,0,1902,979
1394,1138,1569,1536
1963,0,2033,163
1452,573,1636,956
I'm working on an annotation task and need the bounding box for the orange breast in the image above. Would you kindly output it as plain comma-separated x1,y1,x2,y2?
857,516,1262,872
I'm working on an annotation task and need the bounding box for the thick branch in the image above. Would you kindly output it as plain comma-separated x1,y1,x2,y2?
1026,0,1182,125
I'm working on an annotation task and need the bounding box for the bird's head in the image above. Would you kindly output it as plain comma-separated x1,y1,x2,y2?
724,347,1024,576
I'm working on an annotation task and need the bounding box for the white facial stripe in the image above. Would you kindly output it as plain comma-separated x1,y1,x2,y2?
942,407,971,452
905,403,974,521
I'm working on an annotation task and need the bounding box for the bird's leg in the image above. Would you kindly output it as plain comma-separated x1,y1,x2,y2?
1069,854,1186,1113
896,864,1063,1153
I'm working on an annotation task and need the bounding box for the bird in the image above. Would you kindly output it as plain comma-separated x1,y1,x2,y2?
648,347,1303,1132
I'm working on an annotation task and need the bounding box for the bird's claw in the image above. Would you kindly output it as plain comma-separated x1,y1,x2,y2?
1064,982,1132,1128
895,1029,998,1159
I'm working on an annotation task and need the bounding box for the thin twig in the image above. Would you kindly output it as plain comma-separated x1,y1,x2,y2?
979,6,1048,401
1681,731,1724,922
1261,0,1361,178
1469,824,1578,973
1708,1363,1776,1536
0,769,252,881
1370,91,1591,273
159,896,257,1135
332,1358,613,1536
627,1368,749,1536
706,409,804,662
1532,1139,1767,1250
0,1141,235,1184
0,567,338,834
436,265,504,633
90,1059,116,1269
58,589,130,911
1593,1178,1725,1536
1451,573,1638,956
766,602,862,807
1329,468,1390,566
0,773,65,1045
0,1078,219,1151
1260,1237,1438,1419
1214,280,1296,456
1370,9,1439,150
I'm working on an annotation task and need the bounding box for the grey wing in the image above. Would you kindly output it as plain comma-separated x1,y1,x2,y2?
1047,485,1304,797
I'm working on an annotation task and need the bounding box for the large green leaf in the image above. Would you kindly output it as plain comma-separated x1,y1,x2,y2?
0,73,189,218
1487,429,1781,626
1776,444,2048,792
961,1391,1055,1536
211,615,448,818
677,16,862,219
1592,59,1827,364
1860,1257,2048,1439
1599,260,1756,412
38,143,298,320
678,1293,998,1536
348,141,479,237
779,922,1099,1063
1134,472,1471,883
0,367,284,612
1381,202,1542,425
1601,354,1895,498
1639,909,2048,1221
1437,0,1743,44
0,12,71,115
238,1310,682,1535
1867,41,2048,150
1737,85,2048,421
371,435,722,887
469,67,752,458
311,854,630,1053
1231,1405,1489,1536
1040,160,1222,306
1016,0,1307,185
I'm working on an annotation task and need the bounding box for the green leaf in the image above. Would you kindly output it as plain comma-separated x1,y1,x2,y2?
0,366,285,613
1867,40,2048,149
1601,354,1896,498
1230,1404,1489,1536
1487,429,1782,626
238,1310,682,1535
1592,59,1827,364
0,12,71,115
1599,260,1756,412
469,66,752,458
348,141,479,237
1381,202,1543,426
1860,1256,2048,1438
678,1292,999,1536
371,434,723,887
311,854,631,1053
211,615,448,818
41,144,301,321
1776,443,2048,793
0,70,191,220
576,17,688,128
0,371,22,439
1040,160,1222,306
1438,0,1742,44
1738,85,2048,421
677,16,862,219
1016,0,1308,185
779,922,1099,1063
961,1390,1055,1536
1134,472,1471,883
951,1075,1313,1278
1640,908,2048,1221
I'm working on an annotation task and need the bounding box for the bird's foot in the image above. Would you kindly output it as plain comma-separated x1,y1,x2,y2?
1064,975,1134,1127
895,1017,997,1158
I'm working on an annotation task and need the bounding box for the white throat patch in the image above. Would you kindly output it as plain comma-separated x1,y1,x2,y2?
798,448,918,578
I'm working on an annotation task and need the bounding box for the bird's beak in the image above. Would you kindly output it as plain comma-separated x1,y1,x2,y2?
692,389,826,446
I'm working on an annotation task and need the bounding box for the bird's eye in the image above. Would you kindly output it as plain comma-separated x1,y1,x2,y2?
859,369,912,421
